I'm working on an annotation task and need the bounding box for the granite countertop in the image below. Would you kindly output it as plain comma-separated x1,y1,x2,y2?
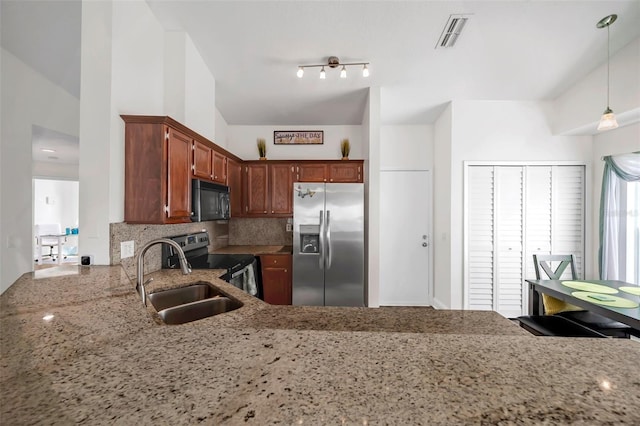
212,245,293,255
1,265,639,424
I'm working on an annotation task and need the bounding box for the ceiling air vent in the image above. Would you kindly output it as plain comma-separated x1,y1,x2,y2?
436,14,471,49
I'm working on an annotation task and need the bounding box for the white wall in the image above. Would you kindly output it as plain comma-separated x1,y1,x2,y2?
1,48,79,293
590,122,640,278
215,108,229,149
33,179,79,231
33,161,79,180
184,36,216,141
79,0,114,265
444,101,593,309
380,125,433,171
165,31,217,141
227,125,362,161
79,0,217,265
432,103,452,309
365,87,381,308
553,37,640,135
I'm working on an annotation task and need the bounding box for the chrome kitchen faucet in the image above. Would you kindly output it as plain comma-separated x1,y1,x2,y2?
136,238,191,306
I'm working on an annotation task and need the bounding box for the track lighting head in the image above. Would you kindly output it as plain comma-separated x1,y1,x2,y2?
297,56,370,79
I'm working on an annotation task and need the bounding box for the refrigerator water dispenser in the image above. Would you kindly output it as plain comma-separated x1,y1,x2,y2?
299,224,320,254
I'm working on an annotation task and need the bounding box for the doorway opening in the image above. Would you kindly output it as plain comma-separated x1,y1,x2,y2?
33,178,79,269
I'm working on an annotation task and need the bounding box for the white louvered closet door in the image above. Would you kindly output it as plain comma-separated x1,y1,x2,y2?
524,166,553,281
466,164,585,318
495,167,524,318
551,166,585,278
467,166,495,311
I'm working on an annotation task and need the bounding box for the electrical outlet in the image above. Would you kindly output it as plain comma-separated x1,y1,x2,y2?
286,223,293,232
120,240,135,259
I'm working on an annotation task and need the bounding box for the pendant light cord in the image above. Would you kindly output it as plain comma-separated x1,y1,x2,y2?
606,24,610,109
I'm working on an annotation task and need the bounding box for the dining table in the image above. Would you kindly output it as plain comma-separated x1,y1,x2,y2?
526,279,640,331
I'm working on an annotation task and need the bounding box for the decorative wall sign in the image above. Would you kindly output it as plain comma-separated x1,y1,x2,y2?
274,130,323,145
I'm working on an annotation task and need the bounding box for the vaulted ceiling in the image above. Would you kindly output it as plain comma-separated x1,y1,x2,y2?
3,0,640,129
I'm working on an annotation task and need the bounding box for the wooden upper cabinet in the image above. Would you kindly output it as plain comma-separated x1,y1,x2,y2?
123,118,192,224
243,162,295,217
327,162,362,183
122,115,242,224
227,158,243,217
270,163,294,215
193,140,227,184
297,163,327,182
296,160,364,183
166,127,193,220
245,163,269,215
192,140,213,180
212,151,227,184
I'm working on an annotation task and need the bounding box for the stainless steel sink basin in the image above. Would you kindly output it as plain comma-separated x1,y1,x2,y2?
148,283,242,325
157,297,242,325
148,283,223,311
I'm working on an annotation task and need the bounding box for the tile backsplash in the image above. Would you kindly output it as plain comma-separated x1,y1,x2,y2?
229,218,292,246
110,221,229,279
110,218,291,280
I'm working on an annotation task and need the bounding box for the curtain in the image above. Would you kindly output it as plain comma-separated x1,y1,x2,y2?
599,152,640,279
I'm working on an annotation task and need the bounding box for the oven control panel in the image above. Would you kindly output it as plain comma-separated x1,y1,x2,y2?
162,232,210,268
169,232,209,252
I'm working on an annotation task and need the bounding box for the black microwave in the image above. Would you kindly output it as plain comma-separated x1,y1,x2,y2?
191,179,230,222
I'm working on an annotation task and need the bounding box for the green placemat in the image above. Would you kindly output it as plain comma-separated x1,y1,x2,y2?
571,291,639,309
620,286,640,296
561,281,619,294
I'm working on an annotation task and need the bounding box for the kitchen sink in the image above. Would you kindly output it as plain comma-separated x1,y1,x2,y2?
147,282,242,325
157,297,242,325
148,283,223,311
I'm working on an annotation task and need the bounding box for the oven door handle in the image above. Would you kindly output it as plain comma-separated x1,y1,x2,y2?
231,264,250,278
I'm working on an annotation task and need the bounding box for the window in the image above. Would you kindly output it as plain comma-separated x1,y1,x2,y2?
599,153,640,284
623,181,639,284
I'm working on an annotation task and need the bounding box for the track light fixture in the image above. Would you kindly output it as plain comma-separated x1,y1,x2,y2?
297,56,370,79
596,14,618,131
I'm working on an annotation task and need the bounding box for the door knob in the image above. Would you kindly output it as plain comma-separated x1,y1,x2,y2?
422,242,428,247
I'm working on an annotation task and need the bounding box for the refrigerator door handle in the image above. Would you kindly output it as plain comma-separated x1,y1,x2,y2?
318,210,325,270
325,210,332,269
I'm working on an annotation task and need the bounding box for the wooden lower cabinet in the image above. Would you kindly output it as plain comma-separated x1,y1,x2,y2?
260,254,292,305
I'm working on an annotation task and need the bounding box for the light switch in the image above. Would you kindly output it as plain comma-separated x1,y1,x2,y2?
121,240,135,259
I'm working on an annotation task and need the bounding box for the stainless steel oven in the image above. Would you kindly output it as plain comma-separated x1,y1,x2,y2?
162,232,261,298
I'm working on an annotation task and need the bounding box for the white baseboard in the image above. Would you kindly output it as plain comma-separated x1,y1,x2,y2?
431,297,448,310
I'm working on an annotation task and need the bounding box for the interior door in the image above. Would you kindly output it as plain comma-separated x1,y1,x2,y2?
379,170,431,306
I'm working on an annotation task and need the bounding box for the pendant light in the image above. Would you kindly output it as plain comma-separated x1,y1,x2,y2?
596,14,618,131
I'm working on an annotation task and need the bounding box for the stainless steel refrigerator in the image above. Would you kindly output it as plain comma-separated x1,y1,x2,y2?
292,182,365,306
